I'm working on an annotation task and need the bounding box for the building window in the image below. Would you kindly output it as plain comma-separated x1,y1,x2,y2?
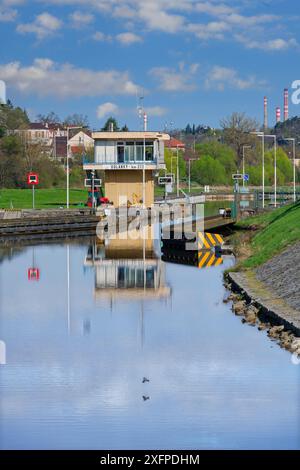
145,141,154,161
135,142,144,161
125,142,135,162
117,142,124,163
116,140,155,163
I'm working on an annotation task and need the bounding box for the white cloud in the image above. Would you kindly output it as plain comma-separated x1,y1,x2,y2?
195,2,235,16
138,3,184,33
97,102,119,119
146,106,167,117
187,21,231,40
150,63,199,92
205,66,266,91
236,35,299,51
69,10,94,28
116,32,142,45
0,58,139,98
11,1,297,53
0,8,17,21
93,30,142,45
92,31,112,42
16,12,62,39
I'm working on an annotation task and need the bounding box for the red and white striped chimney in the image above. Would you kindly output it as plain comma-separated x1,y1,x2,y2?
264,96,268,129
284,88,289,121
276,107,281,124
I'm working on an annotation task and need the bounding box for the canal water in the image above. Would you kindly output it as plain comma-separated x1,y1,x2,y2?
0,236,299,450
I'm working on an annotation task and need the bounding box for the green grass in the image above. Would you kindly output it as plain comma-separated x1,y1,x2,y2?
0,188,87,209
237,201,300,269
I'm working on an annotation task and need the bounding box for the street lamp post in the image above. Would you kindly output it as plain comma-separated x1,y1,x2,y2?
188,158,197,193
242,145,251,188
264,135,277,207
284,138,296,203
251,132,265,209
176,145,179,197
66,125,83,209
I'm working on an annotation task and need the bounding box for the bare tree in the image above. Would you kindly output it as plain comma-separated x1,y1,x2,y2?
64,113,89,128
220,112,258,163
37,111,60,124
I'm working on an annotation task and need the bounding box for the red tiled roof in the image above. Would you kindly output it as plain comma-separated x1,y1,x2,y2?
29,122,64,130
165,138,185,149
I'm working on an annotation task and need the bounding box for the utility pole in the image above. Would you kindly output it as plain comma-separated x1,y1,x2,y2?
66,125,83,209
285,138,296,203
143,112,147,209
91,169,95,214
176,145,179,197
242,145,251,188
188,158,197,193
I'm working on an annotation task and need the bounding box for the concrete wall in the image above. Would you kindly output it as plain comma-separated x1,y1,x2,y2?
105,170,154,207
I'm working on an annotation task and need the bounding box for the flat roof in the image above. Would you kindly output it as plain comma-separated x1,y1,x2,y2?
92,131,170,141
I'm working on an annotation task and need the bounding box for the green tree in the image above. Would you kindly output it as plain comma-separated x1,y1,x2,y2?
191,155,227,185
0,102,29,133
102,117,120,131
195,141,237,183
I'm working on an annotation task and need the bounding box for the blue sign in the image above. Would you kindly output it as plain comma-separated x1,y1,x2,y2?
244,174,249,182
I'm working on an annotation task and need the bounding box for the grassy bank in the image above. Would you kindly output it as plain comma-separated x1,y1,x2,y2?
0,188,87,209
235,201,300,269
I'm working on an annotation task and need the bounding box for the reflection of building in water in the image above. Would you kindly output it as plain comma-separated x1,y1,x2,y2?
85,226,171,300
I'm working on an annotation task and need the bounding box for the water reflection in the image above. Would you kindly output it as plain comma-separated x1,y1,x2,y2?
85,227,171,301
0,236,299,450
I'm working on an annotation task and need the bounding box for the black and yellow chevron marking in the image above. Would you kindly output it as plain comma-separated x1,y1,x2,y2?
198,251,223,269
197,232,224,250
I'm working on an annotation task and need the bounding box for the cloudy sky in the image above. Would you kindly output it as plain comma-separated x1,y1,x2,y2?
0,0,299,130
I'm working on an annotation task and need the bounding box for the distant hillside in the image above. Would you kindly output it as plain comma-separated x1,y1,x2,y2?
274,116,300,140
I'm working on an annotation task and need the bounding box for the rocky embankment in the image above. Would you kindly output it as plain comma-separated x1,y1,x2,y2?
224,241,300,358
223,287,300,357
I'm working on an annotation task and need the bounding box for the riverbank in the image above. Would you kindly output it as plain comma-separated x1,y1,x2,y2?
224,201,300,356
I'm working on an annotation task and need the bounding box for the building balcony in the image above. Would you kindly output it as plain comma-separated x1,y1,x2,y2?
83,159,165,171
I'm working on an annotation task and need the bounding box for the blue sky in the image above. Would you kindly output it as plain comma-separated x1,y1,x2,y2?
0,0,299,130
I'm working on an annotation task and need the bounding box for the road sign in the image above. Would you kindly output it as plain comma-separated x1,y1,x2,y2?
27,173,39,185
28,268,40,281
198,251,223,269
197,232,224,250
244,173,249,182
166,183,173,194
232,173,243,180
84,178,102,187
158,176,174,185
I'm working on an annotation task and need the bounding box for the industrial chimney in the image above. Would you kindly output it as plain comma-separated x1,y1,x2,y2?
264,96,268,129
284,88,289,121
276,107,281,124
